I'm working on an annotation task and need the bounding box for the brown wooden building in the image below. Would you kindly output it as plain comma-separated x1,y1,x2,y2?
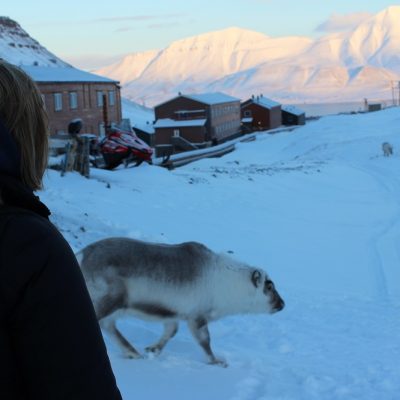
154,92,241,151
241,95,281,131
281,105,306,125
21,65,122,137
154,118,207,145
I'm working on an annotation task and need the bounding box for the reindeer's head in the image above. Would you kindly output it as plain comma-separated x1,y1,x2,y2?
251,269,285,313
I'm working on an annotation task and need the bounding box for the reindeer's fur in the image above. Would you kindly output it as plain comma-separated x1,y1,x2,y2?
77,237,284,366
382,142,393,157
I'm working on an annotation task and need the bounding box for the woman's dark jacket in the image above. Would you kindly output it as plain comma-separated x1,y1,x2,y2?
0,121,122,399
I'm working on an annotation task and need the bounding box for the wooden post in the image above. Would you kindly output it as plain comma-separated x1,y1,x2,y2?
102,93,109,134
61,140,78,176
74,136,90,178
60,136,90,178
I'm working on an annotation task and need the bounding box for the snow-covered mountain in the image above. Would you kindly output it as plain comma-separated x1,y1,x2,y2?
95,50,160,85
98,28,311,89
0,16,69,67
95,6,400,105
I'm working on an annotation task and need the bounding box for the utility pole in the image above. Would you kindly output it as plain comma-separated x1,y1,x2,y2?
398,81,400,107
391,81,395,105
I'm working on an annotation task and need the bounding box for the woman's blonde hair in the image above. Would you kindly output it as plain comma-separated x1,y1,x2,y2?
0,60,49,190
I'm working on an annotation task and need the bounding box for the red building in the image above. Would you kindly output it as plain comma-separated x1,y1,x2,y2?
22,65,122,137
154,92,241,153
241,95,281,131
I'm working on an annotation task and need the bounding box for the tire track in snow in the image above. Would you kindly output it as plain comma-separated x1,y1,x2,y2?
348,160,400,302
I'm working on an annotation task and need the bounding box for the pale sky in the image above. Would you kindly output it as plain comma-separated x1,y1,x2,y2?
2,0,396,69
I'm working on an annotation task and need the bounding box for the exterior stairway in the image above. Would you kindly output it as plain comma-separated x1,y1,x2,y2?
171,135,198,151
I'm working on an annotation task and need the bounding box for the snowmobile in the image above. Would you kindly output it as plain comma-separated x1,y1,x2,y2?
90,128,153,169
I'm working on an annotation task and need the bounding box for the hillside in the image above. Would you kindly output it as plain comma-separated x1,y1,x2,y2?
0,16,69,67
95,49,160,85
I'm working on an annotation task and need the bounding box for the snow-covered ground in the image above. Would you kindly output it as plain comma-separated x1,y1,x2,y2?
41,107,400,400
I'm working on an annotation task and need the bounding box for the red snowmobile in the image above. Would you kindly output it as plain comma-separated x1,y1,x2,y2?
91,128,153,169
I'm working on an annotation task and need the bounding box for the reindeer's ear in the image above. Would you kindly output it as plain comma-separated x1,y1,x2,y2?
251,269,262,288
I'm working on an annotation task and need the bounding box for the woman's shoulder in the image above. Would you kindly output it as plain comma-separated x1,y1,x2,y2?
0,206,55,238
0,206,69,260
0,206,78,291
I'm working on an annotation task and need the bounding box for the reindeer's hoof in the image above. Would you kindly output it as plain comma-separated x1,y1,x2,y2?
125,351,143,359
209,358,228,368
145,345,162,355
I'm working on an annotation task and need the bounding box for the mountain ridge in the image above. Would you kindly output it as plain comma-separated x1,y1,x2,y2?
1,8,400,106
95,6,400,105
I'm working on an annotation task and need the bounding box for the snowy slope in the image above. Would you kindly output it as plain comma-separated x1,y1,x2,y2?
345,5,400,70
132,27,311,83
0,16,69,67
121,98,155,133
95,50,160,85
41,107,400,399
297,6,400,70
95,6,400,105
98,27,311,89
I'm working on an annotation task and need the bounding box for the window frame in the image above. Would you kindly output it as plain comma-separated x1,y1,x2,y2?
69,91,78,110
54,93,63,112
108,90,115,106
97,91,104,107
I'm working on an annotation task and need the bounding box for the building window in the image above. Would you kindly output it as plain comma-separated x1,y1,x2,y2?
173,129,180,137
244,110,252,117
69,92,78,109
97,91,104,107
108,91,115,106
54,93,62,111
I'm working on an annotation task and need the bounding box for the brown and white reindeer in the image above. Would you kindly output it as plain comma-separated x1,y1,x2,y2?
76,238,285,367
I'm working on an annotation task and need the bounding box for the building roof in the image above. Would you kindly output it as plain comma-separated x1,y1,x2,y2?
154,118,207,128
155,92,240,108
132,123,155,135
244,96,281,110
21,65,119,84
184,92,240,105
282,105,305,116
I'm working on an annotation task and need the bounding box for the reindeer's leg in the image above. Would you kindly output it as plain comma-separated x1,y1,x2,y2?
145,321,179,355
187,318,227,367
100,317,142,359
112,322,142,359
